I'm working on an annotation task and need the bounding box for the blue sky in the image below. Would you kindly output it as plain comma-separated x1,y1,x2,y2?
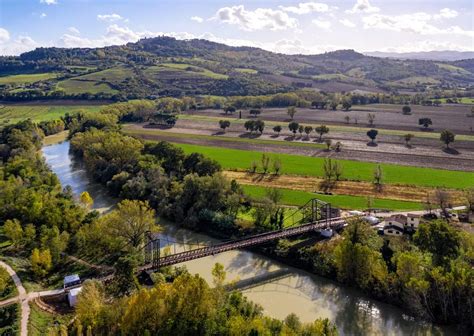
0,0,472,55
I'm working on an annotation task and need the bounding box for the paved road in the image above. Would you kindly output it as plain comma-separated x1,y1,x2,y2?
0,261,64,336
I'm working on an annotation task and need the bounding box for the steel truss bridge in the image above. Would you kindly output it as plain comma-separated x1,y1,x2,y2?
143,198,347,270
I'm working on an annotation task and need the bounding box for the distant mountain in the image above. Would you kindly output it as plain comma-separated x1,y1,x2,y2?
365,51,474,62
1,37,473,100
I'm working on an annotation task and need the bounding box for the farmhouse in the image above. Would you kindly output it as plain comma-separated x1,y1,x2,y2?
383,225,404,236
406,213,421,230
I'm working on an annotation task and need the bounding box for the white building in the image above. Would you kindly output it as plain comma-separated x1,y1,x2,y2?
67,287,82,307
406,214,421,230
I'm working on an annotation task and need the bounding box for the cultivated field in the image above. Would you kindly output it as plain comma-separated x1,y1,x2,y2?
0,72,58,85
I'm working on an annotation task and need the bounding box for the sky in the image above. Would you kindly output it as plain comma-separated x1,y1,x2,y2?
0,0,473,56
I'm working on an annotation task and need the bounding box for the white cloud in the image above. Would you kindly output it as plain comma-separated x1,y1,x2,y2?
67,27,80,35
434,8,458,20
40,13,47,18
97,14,124,22
213,5,298,31
0,28,10,43
279,2,331,15
377,40,471,53
339,19,356,28
362,12,474,37
0,35,38,55
312,19,332,30
40,0,57,4
347,0,379,14
191,16,204,23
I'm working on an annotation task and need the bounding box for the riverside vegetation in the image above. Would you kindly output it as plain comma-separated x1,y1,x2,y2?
0,101,473,334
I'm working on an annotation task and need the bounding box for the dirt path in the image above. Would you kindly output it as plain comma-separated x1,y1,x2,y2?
223,171,465,203
0,260,28,336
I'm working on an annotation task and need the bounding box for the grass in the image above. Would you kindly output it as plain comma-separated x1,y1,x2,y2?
392,76,440,85
0,105,104,124
235,68,258,74
243,185,424,211
173,143,474,189
158,63,228,79
57,79,117,94
124,127,325,150
0,72,58,85
436,97,474,104
29,302,71,336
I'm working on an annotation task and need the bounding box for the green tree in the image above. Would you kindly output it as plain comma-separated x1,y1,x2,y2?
273,125,282,136
3,219,23,247
342,100,352,111
219,120,231,133
413,220,460,266
404,133,414,147
287,106,297,120
80,191,94,209
440,129,455,149
315,125,329,142
30,248,52,278
373,165,383,191
104,200,159,251
112,256,139,297
402,105,412,115
367,129,378,144
288,121,299,135
418,118,432,129
255,119,265,134
211,262,226,287
304,126,313,139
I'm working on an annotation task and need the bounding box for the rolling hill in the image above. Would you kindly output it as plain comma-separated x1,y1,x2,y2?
0,36,473,100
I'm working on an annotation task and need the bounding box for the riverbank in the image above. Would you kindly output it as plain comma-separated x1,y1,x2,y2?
40,137,459,335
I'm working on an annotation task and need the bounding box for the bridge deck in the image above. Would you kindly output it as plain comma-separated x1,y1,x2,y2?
143,217,346,270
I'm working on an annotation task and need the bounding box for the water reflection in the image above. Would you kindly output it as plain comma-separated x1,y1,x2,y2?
42,140,455,335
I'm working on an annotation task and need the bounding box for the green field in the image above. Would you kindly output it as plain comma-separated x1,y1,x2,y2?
174,143,474,189
235,68,258,74
243,185,423,211
159,63,228,79
0,105,104,123
437,97,474,104
57,79,117,94
0,72,58,85
29,302,71,336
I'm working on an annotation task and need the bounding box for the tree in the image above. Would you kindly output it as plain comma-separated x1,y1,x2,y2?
342,100,352,111
288,121,299,136
298,125,304,137
440,130,455,149
402,105,412,115
111,256,139,297
367,113,375,126
315,125,329,142
224,106,236,115
80,191,94,209
324,139,332,151
76,280,106,332
304,126,313,139
344,115,350,124
249,109,261,118
333,141,342,152
366,129,378,144
104,200,159,251
413,220,459,266
404,133,414,147
287,106,296,120
273,125,282,136
273,158,282,175
330,101,338,110
218,120,231,133
30,248,52,278
465,188,474,213
3,219,23,247
419,118,432,129
250,160,258,173
323,158,334,182
244,120,256,133
261,154,270,174
434,188,450,218
373,165,383,191
255,119,265,134
211,262,226,287
333,161,343,181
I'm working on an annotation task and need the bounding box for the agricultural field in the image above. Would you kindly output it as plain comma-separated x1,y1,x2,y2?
126,113,474,172
57,79,117,94
159,63,228,79
174,143,474,189
0,104,104,124
0,72,58,85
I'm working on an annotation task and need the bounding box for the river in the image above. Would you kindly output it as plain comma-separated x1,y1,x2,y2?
42,140,454,335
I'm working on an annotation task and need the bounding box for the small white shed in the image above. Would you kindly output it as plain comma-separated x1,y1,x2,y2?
67,287,82,307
